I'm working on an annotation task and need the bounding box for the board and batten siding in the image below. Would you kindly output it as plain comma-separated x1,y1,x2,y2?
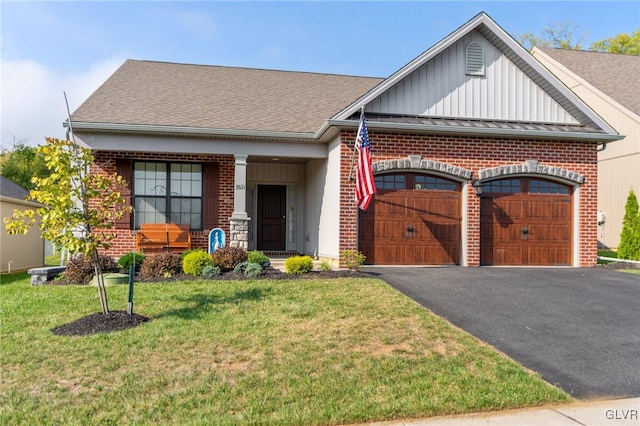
367,30,578,124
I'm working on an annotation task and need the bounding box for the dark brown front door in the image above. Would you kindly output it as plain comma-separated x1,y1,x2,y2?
359,173,461,265
480,178,572,266
257,185,286,251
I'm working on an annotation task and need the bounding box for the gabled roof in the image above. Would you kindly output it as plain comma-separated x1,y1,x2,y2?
69,12,621,144
535,47,640,116
333,12,619,140
70,60,382,136
1,176,29,200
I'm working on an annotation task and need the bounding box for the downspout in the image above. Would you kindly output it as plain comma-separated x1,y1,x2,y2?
597,142,607,152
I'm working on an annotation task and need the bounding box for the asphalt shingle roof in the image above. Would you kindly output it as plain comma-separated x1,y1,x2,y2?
0,176,30,200
539,47,640,116
71,60,384,134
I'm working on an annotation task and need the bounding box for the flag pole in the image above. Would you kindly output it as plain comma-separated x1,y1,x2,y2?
348,104,366,182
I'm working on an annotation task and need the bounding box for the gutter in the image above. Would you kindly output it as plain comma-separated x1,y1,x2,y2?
67,119,624,145
65,121,318,141
324,119,624,143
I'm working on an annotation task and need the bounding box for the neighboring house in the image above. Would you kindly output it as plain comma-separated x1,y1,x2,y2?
68,12,621,267
532,47,640,250
0,176,44,272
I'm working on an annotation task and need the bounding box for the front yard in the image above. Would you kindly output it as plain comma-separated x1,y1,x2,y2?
0,273,569,425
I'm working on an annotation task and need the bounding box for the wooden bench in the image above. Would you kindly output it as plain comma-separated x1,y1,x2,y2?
136,223,192,253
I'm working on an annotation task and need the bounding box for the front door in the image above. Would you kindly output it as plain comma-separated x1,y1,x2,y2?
257,185,287,251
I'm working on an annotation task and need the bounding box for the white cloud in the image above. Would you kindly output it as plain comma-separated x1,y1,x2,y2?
175,10,216,40
0,58,124,148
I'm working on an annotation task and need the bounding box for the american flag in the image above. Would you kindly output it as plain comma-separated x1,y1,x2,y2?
355,114,376,210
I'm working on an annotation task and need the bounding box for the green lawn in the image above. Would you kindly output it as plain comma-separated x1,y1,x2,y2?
0,273,569,425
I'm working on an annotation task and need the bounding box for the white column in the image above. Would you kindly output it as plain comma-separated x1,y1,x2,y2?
232,154,248,219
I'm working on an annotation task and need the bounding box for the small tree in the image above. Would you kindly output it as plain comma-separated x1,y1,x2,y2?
591,30,640,55
0,140,50,191
519,21,588,51
4,138,131,314
617,190,640,260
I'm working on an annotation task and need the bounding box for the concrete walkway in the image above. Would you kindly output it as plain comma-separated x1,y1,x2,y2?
362,397,639,425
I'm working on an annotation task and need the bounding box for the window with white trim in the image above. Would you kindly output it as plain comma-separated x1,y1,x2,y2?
133,162,203,229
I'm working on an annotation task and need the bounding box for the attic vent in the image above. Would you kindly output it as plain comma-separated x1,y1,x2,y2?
466,42,485,76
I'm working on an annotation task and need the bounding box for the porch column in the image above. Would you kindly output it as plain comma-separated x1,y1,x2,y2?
230,154,250,250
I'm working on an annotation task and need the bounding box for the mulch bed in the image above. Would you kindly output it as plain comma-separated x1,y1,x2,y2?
51,311,150,336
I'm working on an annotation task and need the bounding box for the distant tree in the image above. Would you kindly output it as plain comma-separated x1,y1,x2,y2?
591,30,640,55
617,190,640,260
5,138,131,314
519,21,588,51
0,140,50,191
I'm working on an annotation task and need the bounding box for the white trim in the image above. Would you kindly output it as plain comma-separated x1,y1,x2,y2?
326,119,622,143
573,184,581,267
461,181,469,267
0,195,44,209
68,121,317,141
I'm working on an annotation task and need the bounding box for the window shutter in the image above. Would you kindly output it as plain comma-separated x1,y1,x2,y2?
466,42,485,76
115,159,132,229
202,163,219,231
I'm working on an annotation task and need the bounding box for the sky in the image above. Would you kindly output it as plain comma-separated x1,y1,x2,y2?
1,0,639,149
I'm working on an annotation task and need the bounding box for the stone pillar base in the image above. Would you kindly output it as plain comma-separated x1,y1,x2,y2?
229,217,250,250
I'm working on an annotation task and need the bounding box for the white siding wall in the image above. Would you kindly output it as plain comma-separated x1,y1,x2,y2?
368,30,578,124
1,198,45,273
314,137,343,261
303,158,325,257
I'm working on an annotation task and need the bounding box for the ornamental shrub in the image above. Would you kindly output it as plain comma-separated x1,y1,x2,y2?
118,252,145,271
183,250,214,276
247,250,270,267
139,252,182,279
340,250,366,270
285,255,313,274
244,262,264,278
63,253,119,284
234,261,264,278
618,190,640,260
211,246,248,271
181,248,201,260
320,260,332,271
201,265,221,279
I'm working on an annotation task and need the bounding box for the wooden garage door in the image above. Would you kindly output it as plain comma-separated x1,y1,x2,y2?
359,173,461,265
480,178,572,266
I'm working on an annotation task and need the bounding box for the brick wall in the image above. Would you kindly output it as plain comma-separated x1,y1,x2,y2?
339,130,599,267
91,151,235,258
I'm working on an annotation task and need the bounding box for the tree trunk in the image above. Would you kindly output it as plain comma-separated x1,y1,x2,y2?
92,250,110,315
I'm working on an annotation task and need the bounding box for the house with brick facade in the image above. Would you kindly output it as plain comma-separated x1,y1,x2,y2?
68,12,620,267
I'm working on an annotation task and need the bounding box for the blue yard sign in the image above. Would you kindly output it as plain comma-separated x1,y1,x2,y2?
209,228,225,254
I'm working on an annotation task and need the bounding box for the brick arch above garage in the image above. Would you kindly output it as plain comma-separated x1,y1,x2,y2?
477,160,585,185
372,155,473,181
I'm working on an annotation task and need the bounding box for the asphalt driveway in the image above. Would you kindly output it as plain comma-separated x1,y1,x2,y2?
364,267,640,399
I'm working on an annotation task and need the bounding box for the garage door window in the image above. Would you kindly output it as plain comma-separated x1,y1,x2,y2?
485,179,521,193
530,179,569,194
375,174,405,190
415,175,457,190
375,173,459,191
